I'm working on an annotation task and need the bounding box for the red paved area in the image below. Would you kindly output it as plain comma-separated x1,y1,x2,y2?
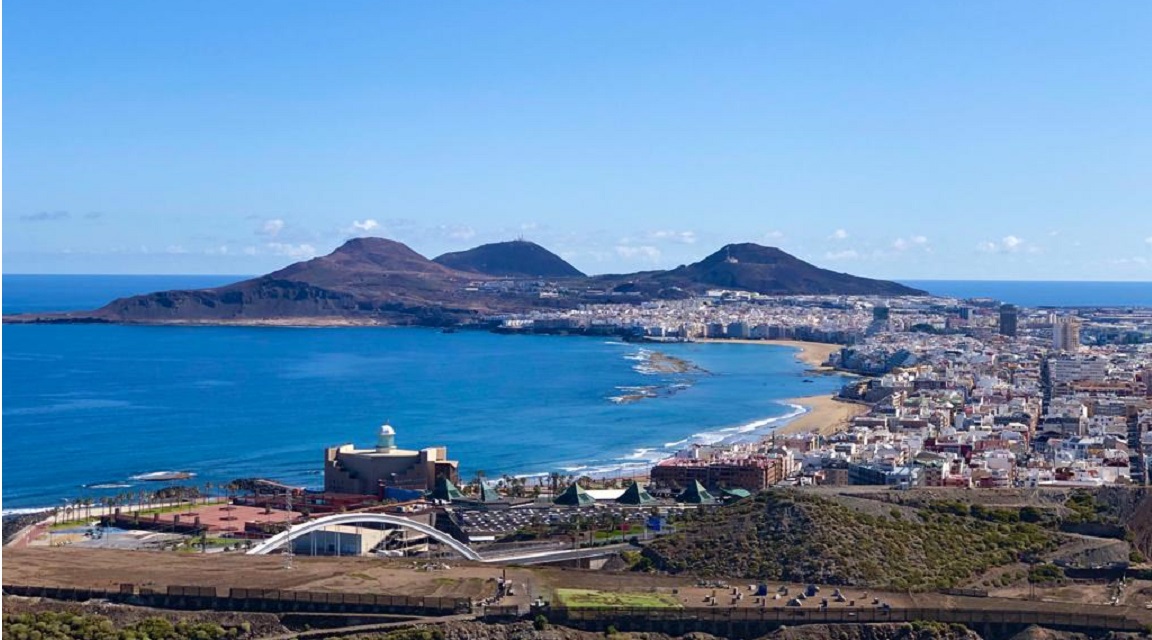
146,504,303,534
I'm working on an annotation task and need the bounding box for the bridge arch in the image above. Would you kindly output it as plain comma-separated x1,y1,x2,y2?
246,512,483,561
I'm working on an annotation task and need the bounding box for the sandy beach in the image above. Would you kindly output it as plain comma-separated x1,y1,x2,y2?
695,338,841,368
775,393,869,437
692,338,866,436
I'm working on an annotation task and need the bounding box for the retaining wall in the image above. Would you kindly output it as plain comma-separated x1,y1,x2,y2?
2,584,470,617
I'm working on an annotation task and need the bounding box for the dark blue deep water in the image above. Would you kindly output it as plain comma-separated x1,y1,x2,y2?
901,280,1152,308
9,275,1144,511
2,275,844,511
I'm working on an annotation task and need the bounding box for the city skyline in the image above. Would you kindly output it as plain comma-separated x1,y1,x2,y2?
5,2,1152,280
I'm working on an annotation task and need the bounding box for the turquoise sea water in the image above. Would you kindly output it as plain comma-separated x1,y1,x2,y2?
2,275,845,511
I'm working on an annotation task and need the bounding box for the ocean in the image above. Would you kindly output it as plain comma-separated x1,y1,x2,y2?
900,280,1152,308
8,275,1145,513
2,275,845,511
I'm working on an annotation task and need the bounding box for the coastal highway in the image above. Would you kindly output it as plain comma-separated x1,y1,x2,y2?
480,543,632,565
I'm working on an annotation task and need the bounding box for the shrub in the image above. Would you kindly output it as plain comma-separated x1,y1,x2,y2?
643,490,1055,592
1028,563,1065,584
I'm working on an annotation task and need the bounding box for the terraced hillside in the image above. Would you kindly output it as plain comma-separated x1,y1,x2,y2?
643,490,1058,591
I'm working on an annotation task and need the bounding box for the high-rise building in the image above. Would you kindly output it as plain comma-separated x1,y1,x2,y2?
1052,316,1081,352
999,304,1018,337
1049,355,1107,385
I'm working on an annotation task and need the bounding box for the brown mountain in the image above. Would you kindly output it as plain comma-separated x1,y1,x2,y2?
4,237,926,326
653,243,926,296
433,240,585,278
10,238,518,326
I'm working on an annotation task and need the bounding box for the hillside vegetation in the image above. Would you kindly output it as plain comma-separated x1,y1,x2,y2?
643,491,1057,591
2,611,247,640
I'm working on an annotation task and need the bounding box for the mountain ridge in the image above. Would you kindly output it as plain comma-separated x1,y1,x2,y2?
433,240,585,278
3,237,927,326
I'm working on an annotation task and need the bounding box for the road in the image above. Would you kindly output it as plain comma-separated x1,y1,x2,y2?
482,543,632,565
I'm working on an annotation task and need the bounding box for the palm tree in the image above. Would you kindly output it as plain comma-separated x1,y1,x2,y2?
573,514,587,549
222,482,239,523
610,513,626,542
183,487,198,515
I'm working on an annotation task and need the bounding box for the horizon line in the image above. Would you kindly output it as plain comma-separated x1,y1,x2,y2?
3,272,1152,285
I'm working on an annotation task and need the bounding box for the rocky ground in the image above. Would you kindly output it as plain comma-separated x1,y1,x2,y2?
3,512,50,544
6,597,1148,640
1,596,289,638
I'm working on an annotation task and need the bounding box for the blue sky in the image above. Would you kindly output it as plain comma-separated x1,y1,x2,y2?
4,2,1152,279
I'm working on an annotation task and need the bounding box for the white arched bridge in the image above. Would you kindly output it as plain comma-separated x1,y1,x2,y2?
246,513,483,561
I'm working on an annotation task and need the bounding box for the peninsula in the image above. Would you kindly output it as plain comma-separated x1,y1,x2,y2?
3,238,925,326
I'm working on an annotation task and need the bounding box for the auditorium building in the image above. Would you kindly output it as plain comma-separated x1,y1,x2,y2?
324,423,459,496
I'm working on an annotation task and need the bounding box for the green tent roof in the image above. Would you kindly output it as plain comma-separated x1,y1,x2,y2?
676,480,717,504
616,481,656,505
479,481,501,503
718,487,752,500
430,476,465,502
553,482,595,507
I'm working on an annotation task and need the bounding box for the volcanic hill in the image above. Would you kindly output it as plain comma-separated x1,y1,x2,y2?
592,243,926,297
3,237,927,326
655,243,923,296
433,240,585,278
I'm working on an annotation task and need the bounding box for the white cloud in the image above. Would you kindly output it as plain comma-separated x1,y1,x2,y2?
615,245,662,261
266,242,318,259
976,235,1037,254
830,229,849,240
436,224,476,241
824,249,860,261
258,218,285,238
892,235,929,252
1145,236,1152,246
351,219,379,232
165,245,189,254
763,230,785,241
648,230,697,244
